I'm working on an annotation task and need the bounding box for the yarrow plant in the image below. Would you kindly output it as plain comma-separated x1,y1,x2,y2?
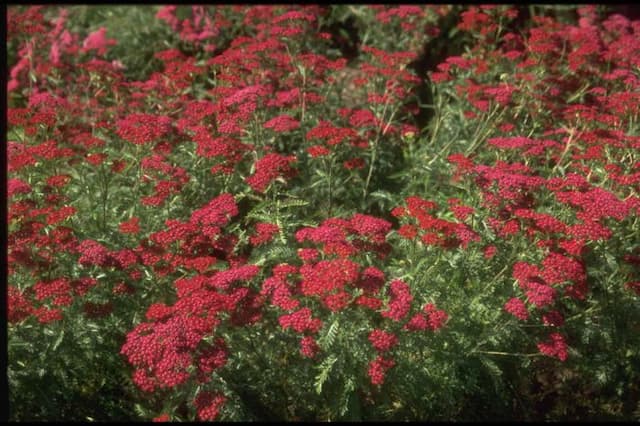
7,4,640,422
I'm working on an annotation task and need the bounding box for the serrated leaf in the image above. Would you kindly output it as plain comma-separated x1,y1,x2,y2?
340,378,358,418
52,330,65,351
315,355,337,395
320,319,339,350
369,190,395,201
481,358,502,379
277,199,309,209
134,403,149,418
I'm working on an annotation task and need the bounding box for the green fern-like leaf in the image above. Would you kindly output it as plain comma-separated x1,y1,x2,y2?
277,199,309,209
480,357,503,394
320,319,340,350
315,355,338,395
133,403,151,419
253,246,297,266
274,214,287,245
339,377,357,417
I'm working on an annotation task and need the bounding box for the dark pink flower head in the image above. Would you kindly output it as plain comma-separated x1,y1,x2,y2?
368,329,398,352
297,248,319,263
119,217,140,234
82,27,117,55
350,213,392,237
197,338,228,378
121,315,210,392
190,193,238,228
278,307,322,334
295,221,347,245
77,239,111,267
156,6,179,30
194,391,226,421
504,297,529,321
300,336,320,358
152,413,170,422
541,252,586,285
542,310,565,327
246,153,297,193
356,266,386,294
349,109,379,129
556,187,630,221
299,258,359,297
250,222,280,246
524,282,557,308
512,261,542,284
308,145,331,157
116,113,172,145
8,286,34,323
263,114,300,132
423,303,448,330
381,280,413,322
537,332,568,361
8,178,32,197
207,265,260,291
368,355,395,385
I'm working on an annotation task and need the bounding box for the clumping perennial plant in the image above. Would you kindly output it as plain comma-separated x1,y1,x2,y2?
7,4,640,422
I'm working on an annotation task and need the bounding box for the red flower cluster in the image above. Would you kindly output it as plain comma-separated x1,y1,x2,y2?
368,329,398,352
7,178,32,197
504,297,529,321
194,391,227,421
295,213,392,258
119,217,140,234
306,121,358,146
81,27,117,55
7,4,640,420
121,264,259,392
368,355,396,385
116,113,172,145
300,335,320,358
246,153,298,193
404,303,449,332
394,196,480,249
263,114,300,132
299,259,359,298
536,333,568,362
381,280,412,321
258,209,449,393
122,316,210,391
278,307,323,334
249,222,280,246
260,265,300,311
8,286,34,323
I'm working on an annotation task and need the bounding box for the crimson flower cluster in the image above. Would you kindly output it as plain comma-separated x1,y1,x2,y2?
392,196,480,249
258,212,449,386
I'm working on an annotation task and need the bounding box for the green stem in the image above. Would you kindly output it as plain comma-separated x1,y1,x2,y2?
465,104,506,156
362,140,378,206
428,89,443,147
472,350,540,357
300,69,306,123
362,89,400,206
131,144,145,219
551,126,576,175
101,164,110,233
327,155,334,217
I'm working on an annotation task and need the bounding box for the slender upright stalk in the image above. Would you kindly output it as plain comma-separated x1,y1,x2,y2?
100,164,110,233
362,84,399,207
326,155,334,217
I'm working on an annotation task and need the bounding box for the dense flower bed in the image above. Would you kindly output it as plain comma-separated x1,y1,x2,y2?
7,4,640,421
